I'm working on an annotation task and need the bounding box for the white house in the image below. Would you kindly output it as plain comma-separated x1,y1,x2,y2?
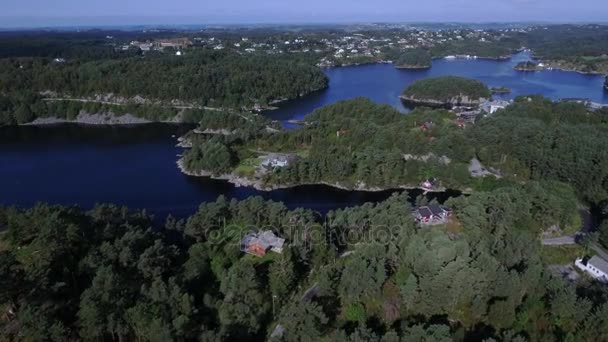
261,154,296,168
481,100,511,114
575,256,608,283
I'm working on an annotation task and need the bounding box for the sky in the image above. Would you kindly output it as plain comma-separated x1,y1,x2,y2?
1,0,607,28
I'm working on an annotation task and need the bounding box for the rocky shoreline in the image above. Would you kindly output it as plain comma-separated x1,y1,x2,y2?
176,158,461,194
399,95,487,108
395,64,431,70
22,112,160,126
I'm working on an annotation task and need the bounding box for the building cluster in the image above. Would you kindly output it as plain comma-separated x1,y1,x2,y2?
108,26,520,65
455,99,512,123
121,37,193,53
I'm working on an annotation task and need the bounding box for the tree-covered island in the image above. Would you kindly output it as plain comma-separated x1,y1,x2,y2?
400,76,492,108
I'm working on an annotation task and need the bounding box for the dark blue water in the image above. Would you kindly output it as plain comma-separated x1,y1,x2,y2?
1,52,605,218
265,52,608,127
0,124,402,218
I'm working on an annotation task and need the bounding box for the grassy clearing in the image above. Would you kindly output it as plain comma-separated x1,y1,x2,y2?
541,244,587,265
234,157,264,177
294,149,310,158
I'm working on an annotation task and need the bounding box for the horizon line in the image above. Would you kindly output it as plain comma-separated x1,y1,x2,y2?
1,17,607,31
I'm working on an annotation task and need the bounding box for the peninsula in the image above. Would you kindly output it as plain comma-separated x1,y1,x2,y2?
179,98,494,194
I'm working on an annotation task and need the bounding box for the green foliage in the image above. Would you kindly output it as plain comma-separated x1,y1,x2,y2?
430,37,517,59
515,61,541,71
402,76,491,103
541,245,585,265
344,303,366,322
182,140,235,175
0,51,328,111
472,96,608,202
395,48,431,68
0,187,607,340
184,98,476,190
598,220,608,250
275,302,328,341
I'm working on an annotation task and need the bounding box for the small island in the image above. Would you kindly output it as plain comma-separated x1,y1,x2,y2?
514,61,543,72
400,76,491,108
394,48,432,69
490,86,511,94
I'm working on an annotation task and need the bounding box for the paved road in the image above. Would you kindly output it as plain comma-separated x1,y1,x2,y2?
542,235,576,246
541,207,596,246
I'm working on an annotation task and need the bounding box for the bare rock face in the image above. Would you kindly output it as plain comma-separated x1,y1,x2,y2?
400,94,488,108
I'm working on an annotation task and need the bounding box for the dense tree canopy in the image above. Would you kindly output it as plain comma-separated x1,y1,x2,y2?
0,50,328,125
470,96,608,203
183,96,608,209
0,52,328,108
401,76,491,105
395,48,432,69
0,189,606,341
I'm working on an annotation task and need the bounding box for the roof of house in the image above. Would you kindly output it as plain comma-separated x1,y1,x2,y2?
417,207,433,218
263,154,297,164
428,204,446,216
588,256,608,275
241,231,285,251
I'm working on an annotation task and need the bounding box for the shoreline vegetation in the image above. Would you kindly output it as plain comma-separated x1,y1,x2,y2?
394,48,432,69
177,157,464,194
4,25,608,341
0,50,329,126
178,97,505,195
400,76,491,107
490,86,511,94
177,95,608,209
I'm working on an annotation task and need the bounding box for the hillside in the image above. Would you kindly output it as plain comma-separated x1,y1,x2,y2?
394,48,432,69
0,51,329,125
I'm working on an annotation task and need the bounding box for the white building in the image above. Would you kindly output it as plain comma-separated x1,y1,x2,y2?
575,256,608,283
261,154,295,168
481,100,511,114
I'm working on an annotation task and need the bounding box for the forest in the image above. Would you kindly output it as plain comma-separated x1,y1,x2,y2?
429,38,519,59
400,76,491,105
0,50,328,125
182,95,608,214
182,98,481,190
517,25,608,73
394,49,432,69
0,184,606,341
